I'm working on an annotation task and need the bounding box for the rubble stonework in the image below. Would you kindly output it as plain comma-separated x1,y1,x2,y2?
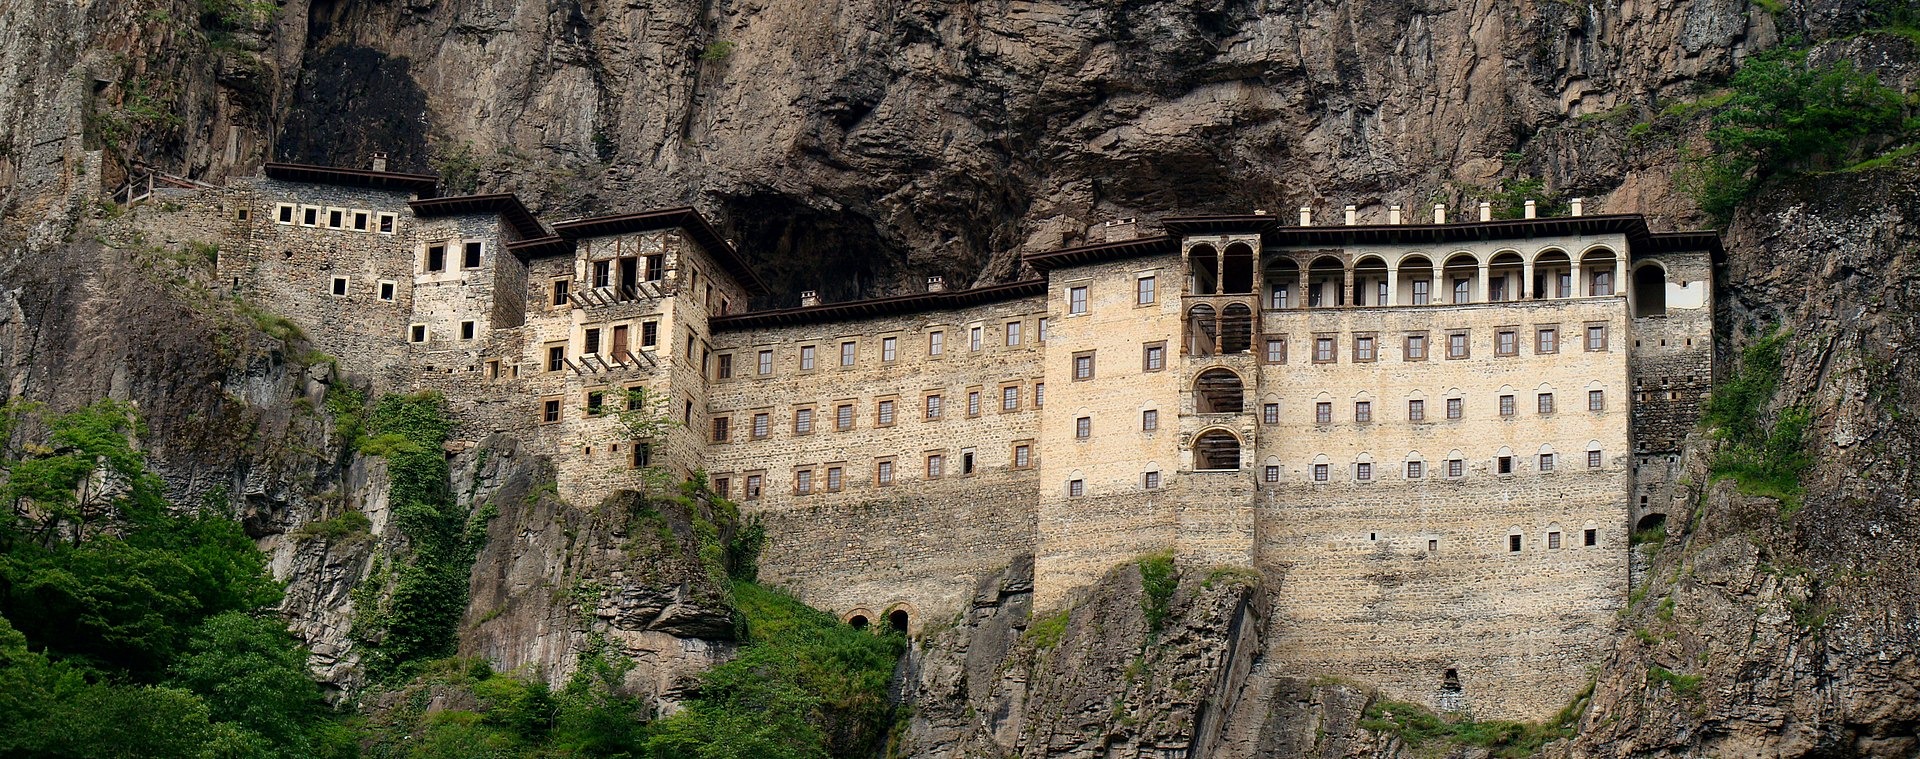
212,162,1717,721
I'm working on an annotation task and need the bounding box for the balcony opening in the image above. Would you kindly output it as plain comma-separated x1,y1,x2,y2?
1194,368,1245,413
1222,242,1255,294
1194,429,1242,470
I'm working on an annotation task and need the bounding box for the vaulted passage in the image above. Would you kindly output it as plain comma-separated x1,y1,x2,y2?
888,609,910,633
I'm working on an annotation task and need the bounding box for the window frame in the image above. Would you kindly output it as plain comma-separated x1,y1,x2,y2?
1585,322,1609,351
1404,332,1428,361
1072,350,1096,381
1136,275,1156,305
1495,328,1519,357
1313,335,1337,363
1536,326,1559,354
1447,330,1470,359
1142,341,1166,372
1353,333,1377,362
1068,285,1089,315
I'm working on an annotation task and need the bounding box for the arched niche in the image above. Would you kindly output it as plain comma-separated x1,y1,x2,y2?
1193,429,1243,471
1194,368,1245,413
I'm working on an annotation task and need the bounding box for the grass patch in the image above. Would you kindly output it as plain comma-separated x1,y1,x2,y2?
1630,521,1668,546
1024,610,1070,650
293,509,371,542
1646,665,1703,698
1358,692,1583,758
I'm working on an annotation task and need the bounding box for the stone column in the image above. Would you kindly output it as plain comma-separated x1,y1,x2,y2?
1476,263,1490,303
1297,265,1309,310
1386,268,1400,306
1521,260,1534,300
1614,256,1626,298
1342,262,1356,307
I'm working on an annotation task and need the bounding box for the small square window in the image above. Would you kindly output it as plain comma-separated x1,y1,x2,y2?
1538,393,1555,415
876,400,895,426
276,203,296,224
967,390,982,417
1407,461,1424,479
757,349,773,375
1263,403,1279,425
1584,529,1598,546
1075,416,1091,439
1589,390,1605,411
1499,395,1516,417
378,213,395,234
1137,276,1156,305
426,244,446,272
584,328,602,355
301,206,320,226
1586,324,1609,351
1548,531,1562,550
711,417,731,443
551,280,571,307
835,404,854,431
1013,444,1032,468
541,399,561,423
1034,383,1045,408
1264,465,1280,483
876,460,895,486
745,475,764,500
717,354,734,380
1356,462,1372,481
1405,333,1427,360
1354,335,1376,362
799,345,816,371
1588,449,1602,468
327,209,344,228
409,324,427,343
1314,337,1336,363
925,394,943,420
1073,350,1095,381
1447,459,1464,478
795,470,814,495
1540,453,1556,471
1355,401,1372,423
882,336,898,361
463,241,482,269
1447,398,1464,419
378,280,396,301
1447,331,1470,359
969,326,983,351
546,345,566,372
460,320,476,340
1496,329,1518,356
1313,464,1329,482
1536,327,1558,354
1006,321,1022,346
1315,402,1332,424
1509,534,1522,552
961,450,976,475
331,276,349,296
1264,338,1287,364
794,408,814,435
1497,456,1514,475
929,330,945,355
352,211,369,231
585,390,605,416
1003,386,1020,411
1143,342,1165,372
837,341,855,367
827,466,843,492
927,454,945,479
752,413,770,439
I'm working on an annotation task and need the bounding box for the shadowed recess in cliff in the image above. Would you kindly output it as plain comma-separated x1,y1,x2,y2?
716,192,909,308
274,41,431,173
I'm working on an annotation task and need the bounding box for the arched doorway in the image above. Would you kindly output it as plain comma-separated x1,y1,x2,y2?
1194,369,1245,413
848,615,870,630
1308,256,1344,307
1222,243,1255,294
1633,265,1667,317
888,609,910,634
1194,429,1242,470
1220,304,1253,354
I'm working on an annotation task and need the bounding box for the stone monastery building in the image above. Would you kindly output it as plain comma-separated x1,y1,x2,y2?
204,160,1718,721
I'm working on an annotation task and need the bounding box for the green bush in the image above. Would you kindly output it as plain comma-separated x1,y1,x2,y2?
1358,696,1578,758
1646,665,1703,697
1138,551,1177,632
1703,329,1811,511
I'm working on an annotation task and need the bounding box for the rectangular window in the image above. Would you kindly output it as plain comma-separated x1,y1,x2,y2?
1315,402,1332,424
353,211,369,231
711,417,730,443
1448,331,1469,359
379,280,396,301
547,345,566,371
1537,327,1558,354
1498,456,1514,475
1586,324,1608,351
1354,335,1376,361
460,320,476,340
1584,529,1598,546
301,206,319,226
799,345,816,370
925,394,943,420
1069,286,1088,314
1453,278,1471,303
1038,317,1050,343
882,336,898,361
757,349,773,375
463,241,483,269
1496,330,1518,356
1313,464,1329,482
794,408,814,434
1264,466,1280,483
717,354,733,379
877,400,895,426
1589,389,1605,411
1509,534,1522,552
1073,351,1095,380
1548,530,1562,550
927,454,944,479
877,460,895,486
1006,321,1022,346
1003,386,1020,411
836,404,854,430
1447,397,1463,419
551,280,570,306
1538,393,1555,414
1314,337,1335,363
827,467,843,492
1145,471,1163,489
1540,453,1556,472
276,203,295,224
378,213,395,234
1013,444,1031,468
1408,400,1425,421
745,474,763,500
1500,394,1516,417
542,399,561,423
1263,403,1279,424
1405,333,1427,360
1142,409,1158,431
1411,279,1430,305
1075,416,1091,439
1407,461,1424,479
1448,459,1463,478
1033,383,1045,408
929,331,944,355
592,260,611,288
1355,401,1372,423
639,321,658,348
961,451,976,475
970,326,983,351
327,208,344,228
1356,462,1372,481
795,470,813,495
331,276,349,296
967,390,982,417
1588,449,1602,468
1068,479,1085,497
1143,342,1165,371
584,328,602,355
840,341,856,366
1137,276,1156,305
1264,338,1287,364
752,413,770,439
426,244,446,272
712,477,730,497
1269,283,1290,309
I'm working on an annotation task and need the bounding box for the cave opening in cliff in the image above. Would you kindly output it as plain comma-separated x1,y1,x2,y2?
715,192,910,310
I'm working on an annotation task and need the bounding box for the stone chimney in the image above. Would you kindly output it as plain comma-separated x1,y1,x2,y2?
1253,209,1267,216
1388,205,1402,225
1569,197,1584,216
799,290,819,307
1299,207,1312,225
1478,201,1492,222
1433,204,1447,224
1344,205,1358,225
1524,200,1537,219
926,276,946,293
1102,217,1138,243
371,151,389,172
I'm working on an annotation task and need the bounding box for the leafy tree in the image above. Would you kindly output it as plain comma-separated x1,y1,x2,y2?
168,612,333,749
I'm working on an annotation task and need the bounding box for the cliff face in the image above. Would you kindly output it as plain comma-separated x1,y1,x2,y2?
3,0,1919,756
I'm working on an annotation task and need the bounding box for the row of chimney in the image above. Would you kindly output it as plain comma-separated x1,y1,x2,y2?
1294,198,1585,226
796,276,944,307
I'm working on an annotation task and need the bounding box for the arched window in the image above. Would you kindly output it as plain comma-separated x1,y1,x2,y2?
1190,244,1220,295
1581,248,1618,296
1193,429,1242,470
1220,304,1253,354
1396,255,1434,305
1222,243,1255,294
1443,253,1479,304
1265,258,1300,309
1442,668,1463,692
1533,249,1572,298
1488,251,1524,301
1308,256,1344,307
1187,304,1218,356
1194,369,1245,413
1633,264,1667,317
848,614,870,629
1353,256,1389,305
